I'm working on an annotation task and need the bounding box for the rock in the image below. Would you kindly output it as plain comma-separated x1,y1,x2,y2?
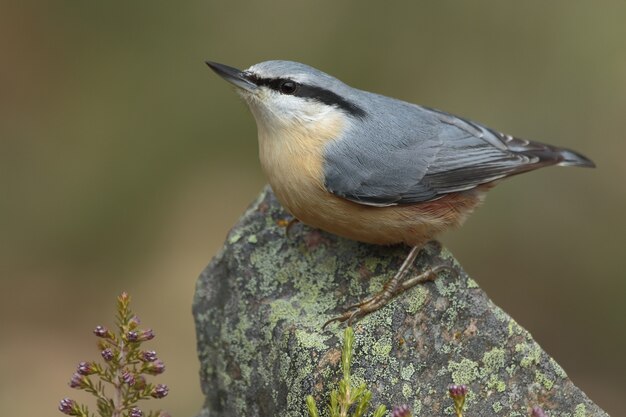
192,186,608,417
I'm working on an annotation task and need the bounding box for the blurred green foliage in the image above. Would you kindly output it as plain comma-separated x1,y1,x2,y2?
1,2,624,416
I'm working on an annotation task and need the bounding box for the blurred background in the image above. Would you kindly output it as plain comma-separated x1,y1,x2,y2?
1,1,624,416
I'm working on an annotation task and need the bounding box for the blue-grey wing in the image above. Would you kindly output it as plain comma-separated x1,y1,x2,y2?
323,103,590,206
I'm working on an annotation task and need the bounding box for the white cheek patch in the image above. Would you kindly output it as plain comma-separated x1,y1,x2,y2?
247,89,343,129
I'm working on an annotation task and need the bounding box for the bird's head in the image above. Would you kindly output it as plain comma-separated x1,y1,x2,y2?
207,60,366,136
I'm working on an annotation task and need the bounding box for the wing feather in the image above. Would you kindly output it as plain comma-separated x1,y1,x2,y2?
323,99,581,206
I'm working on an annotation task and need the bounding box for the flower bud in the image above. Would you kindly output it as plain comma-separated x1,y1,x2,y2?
93,325,111,338
140,350,158,362
69,373,88,389
151,384,169,398
58,398,75,415
145,359,165,375
101,348,114,361
77,361,96,376
127,329,154,342
448,384,468,398
121,370,135,386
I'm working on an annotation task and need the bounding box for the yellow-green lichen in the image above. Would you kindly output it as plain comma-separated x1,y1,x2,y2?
371,339,392,359
482,347,506,373
269,299,300,329
402,383,412,398
506,364,516,377
507,318,525,336
448,358,479,385
295,329,327,350
359,302,394,329
467,277,479,288
535,370,554,390
435,277,459,297
412,398,422,415
405,285,428,314
247,234,258,244
364,257,381,273
492,401,503,413
228,229,244,244
486,374,506,393
492,306,509,323
516,342,542,368
444,405,456,415
367,272,388,294
574,403,586,417
401,363,416,380
249,246,292,294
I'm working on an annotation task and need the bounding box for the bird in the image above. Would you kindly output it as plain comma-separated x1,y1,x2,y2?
206,60,595,325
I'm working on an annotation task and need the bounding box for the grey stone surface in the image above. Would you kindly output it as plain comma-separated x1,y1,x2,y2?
192,186,608,417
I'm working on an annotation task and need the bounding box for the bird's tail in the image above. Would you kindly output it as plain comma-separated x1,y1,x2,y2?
505,135,596,169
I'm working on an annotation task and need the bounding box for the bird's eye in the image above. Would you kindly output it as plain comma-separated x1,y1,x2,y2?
279,80,297,95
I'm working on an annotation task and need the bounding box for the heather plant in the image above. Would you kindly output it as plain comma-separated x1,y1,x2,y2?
306,326,471,417
306,327,387,417
58,292,169,417
306,326,546,417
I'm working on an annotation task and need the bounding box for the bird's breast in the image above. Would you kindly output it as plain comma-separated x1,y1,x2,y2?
256,114,343,219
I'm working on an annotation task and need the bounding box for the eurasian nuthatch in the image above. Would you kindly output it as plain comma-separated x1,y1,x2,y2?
207,60,595,325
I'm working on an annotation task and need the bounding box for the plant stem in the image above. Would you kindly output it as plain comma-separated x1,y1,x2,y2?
112,338,126,417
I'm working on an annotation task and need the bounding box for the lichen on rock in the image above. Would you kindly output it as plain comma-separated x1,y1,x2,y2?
192,186,608,417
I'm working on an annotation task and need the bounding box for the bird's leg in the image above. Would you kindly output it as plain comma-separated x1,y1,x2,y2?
343,245,422,310
323,243,452,328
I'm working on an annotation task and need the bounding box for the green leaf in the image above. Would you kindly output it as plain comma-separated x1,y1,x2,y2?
306,395,320,417
372,404,387,417
352,390,372,417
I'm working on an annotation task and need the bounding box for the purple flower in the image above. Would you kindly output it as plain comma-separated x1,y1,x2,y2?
532,406,548,417
140,350,158,362
121,370,135,386
69,373,88,389
151,384,169,398
101,348,114,361
448,384,468,398
93,325,110,338
392,404,411,417
127,329,154,342
58,398,75,415
77,361,95,375
145,359,165,375
129,407,144,417
129,315,141,327
448,384,468,415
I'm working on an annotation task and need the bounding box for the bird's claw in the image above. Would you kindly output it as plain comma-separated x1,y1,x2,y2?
276,217,301,239
322,263,457,330
322,301,374,329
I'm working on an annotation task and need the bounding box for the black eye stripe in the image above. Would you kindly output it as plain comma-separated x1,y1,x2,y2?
243,74,367,119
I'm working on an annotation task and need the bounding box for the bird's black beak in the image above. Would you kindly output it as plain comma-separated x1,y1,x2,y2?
205,61,257,92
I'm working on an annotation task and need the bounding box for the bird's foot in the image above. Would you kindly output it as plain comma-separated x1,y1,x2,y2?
276,217,301,238
322,264,455,329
